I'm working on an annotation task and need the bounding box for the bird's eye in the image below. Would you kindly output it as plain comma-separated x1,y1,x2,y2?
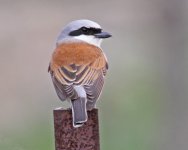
81,27,89,33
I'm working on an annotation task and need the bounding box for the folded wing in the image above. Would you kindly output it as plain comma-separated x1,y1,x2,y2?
49,42,108,107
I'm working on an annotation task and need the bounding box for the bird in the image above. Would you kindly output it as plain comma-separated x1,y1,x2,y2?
48,19,111,127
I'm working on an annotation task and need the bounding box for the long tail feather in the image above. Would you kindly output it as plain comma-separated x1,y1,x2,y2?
71,97,88,127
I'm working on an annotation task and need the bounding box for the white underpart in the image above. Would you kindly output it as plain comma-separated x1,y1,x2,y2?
74,35,102,47
74,85,87,98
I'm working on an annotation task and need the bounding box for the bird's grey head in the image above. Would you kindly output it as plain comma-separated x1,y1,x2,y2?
56,19,111,47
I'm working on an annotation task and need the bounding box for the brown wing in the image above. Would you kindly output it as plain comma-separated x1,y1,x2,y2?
49,65,78,101
84,71,105,110
49,42,108,102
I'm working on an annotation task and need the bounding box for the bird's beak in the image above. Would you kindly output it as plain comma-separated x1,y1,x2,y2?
94,31,112,39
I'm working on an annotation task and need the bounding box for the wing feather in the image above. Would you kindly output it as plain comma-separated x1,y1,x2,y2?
49,42,108,103
84,72,105,110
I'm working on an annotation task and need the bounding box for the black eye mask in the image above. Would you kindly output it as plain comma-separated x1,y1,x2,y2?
69,27,102,36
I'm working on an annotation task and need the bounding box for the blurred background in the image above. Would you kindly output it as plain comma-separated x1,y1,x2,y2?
0,0,188,150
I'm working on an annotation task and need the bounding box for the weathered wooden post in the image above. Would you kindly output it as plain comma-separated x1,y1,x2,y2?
53,108,100,150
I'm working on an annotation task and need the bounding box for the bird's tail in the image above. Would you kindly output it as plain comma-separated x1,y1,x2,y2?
71,97,88,128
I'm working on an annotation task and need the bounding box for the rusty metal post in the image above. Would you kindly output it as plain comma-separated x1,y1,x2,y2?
53,108,100,150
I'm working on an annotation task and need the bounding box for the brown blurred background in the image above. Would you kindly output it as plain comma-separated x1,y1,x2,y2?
0,0,188,150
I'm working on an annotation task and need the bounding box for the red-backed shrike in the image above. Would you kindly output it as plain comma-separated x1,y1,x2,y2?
48,19,111,127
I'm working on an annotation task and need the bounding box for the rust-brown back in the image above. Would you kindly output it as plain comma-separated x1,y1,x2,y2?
50,42,106,72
